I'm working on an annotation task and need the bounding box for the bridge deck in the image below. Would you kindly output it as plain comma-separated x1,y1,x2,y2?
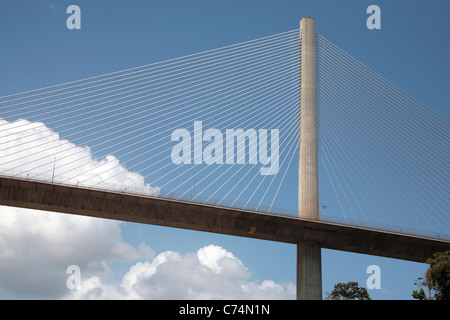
0,176,448,263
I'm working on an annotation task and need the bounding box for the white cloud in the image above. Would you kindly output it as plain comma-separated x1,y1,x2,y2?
197,244,243,274
0,205,139,298
138,243,156,260
0,117,157,298
0,118,294,299
0,118,159,195
65,245,295,300
0,207,295,299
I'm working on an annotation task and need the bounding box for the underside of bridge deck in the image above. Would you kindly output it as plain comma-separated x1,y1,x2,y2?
0,177,448,263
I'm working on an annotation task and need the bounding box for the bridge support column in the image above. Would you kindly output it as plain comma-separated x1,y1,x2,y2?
298,17,322,300
297,241,322,299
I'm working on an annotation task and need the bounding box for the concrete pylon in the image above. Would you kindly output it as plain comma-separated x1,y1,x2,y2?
297,17,322,300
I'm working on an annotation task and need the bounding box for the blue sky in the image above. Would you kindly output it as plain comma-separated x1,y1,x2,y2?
0,0,448,299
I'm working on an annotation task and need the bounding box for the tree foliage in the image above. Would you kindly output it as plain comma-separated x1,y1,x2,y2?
326,281,371,300
411,287,427,300
412,250,450,300
425,250,450,300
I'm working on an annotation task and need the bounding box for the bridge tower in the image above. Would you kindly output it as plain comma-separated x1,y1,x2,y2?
298,17,322,300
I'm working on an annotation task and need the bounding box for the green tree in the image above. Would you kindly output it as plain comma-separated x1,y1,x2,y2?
412,277,431,300
412,250,450,300
426,250,450,300
411,287,427,300
326,281,371,300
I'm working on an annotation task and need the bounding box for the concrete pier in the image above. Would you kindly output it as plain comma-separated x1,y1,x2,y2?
298,17,322,300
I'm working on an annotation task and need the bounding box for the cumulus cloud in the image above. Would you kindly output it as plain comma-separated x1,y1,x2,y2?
65,245,295,300
0,118,159,195
0,118,294,299
0,117,158,298
0,205,139,298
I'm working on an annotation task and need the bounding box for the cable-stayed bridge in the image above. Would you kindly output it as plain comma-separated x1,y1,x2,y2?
0,18,448,299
